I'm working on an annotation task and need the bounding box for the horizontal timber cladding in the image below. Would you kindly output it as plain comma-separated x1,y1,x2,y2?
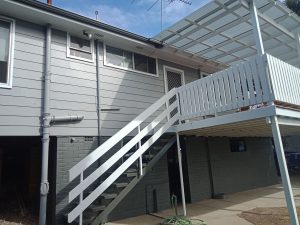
207,137,278,194
0,17,199,136
0,19,44,136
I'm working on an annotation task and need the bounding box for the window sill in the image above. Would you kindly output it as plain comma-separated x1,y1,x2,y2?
104,62,159,78
66,54,95,64
0,83,12,89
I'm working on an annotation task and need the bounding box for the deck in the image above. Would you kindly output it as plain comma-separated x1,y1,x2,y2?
172,54,300,137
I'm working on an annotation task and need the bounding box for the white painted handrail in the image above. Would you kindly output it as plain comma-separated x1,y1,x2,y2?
177,54,272,120
267,54,300,106
68,88,179,223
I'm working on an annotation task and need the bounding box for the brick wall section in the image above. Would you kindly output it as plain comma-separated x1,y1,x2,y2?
55,136,171,224
56,136,100,225
108,154,170,221
208,137,278,194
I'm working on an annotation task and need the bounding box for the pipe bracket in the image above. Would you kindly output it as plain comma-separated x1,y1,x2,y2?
40,181,49,196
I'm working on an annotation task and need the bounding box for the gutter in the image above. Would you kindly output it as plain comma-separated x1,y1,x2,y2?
11,0,164,48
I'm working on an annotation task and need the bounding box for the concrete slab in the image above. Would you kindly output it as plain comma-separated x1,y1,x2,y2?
106,177,300,225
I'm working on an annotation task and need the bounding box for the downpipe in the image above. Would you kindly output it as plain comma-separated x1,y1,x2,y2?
39,25,85,225
39,24,52,225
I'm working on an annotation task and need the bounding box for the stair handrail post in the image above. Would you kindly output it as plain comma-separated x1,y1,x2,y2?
138,125,143,176
176,132,186,216
79,172,83,225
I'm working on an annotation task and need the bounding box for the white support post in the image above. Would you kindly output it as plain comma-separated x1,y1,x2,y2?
138,125,143,176
271,116,299,225
249,0,265,55
176,132,186,216
296,33,300,65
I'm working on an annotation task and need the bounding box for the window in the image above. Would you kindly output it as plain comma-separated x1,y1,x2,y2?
106,46,133,69
67,34,94,62
104,44,157,76
0,17,14,88
230,138,247,152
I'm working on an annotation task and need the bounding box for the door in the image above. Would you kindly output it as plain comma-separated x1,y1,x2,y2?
164,66,185,93
164,66,185,118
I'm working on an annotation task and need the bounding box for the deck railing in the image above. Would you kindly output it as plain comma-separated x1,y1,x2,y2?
267,54,300,106
177,54,273,121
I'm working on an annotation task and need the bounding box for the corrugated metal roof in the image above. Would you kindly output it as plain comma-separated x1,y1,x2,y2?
154,0,300,67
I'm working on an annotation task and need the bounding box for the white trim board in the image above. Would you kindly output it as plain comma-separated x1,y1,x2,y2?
175,105,276,132
0,15,15,89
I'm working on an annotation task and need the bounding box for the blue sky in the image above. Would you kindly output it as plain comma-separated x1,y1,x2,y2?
43,0,211,37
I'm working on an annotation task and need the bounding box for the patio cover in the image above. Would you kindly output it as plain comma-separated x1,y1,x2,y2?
154,0,300,68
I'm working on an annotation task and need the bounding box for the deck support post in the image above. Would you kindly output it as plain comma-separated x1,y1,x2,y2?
175,132,187,216
249,0,265,55
271,116,299,225
296,33,300,65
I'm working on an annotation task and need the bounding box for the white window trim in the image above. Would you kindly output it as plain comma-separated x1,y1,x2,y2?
163,65,185,94
66,33,95,63
103,43,159,78
0,16,15,89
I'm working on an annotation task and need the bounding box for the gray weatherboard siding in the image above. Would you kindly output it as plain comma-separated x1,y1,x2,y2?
0,16,199,137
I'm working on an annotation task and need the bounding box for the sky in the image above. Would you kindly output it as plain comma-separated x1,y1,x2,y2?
41,0,211,37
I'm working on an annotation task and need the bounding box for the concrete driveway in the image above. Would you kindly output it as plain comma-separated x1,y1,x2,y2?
107,176,300,225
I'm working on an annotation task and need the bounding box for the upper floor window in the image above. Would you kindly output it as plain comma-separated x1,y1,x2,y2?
67,34,94,62
0,17,15,88
104,44,158,77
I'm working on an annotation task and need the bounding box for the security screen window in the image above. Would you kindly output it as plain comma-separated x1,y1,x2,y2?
0,20,11,85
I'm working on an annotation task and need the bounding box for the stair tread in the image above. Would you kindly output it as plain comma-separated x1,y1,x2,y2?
101,193,117,199
127,168,137,173
88,204,106,212
114,182,128,188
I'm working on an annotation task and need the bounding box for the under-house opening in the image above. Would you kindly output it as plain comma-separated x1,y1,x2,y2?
0,136,57,225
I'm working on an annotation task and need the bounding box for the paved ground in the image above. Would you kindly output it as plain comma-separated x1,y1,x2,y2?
107,176,300,225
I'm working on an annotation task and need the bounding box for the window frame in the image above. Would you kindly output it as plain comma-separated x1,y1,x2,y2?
0,16,15,89
67,33,95,63
103,44,159,77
